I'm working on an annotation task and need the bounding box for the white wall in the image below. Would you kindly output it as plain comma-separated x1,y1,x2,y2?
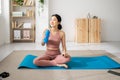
0,0,6,46
3,0,10,43
35,0,49,43
49,0,120,41
0,0,10,46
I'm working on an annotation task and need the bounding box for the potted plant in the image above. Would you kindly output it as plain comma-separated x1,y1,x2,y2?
39,0,44,5
38,0,44,15
13,0,24,6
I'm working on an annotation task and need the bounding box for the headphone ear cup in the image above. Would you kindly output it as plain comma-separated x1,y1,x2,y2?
5,72,9,77
0,72,10,78
0,72,5,77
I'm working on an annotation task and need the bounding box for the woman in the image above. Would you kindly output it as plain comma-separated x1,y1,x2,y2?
33,14,70,68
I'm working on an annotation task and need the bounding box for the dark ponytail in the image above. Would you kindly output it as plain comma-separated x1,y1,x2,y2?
58,24,62,30
52,14,62,30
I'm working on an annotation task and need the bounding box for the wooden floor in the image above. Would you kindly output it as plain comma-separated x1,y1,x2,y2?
0,50,120,80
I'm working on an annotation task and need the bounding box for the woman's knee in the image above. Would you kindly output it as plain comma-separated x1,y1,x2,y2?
66,56,71,62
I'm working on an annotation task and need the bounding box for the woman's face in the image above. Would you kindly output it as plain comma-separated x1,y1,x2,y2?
50,16,59,28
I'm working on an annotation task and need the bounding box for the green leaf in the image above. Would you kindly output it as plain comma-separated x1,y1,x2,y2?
39,0,44,4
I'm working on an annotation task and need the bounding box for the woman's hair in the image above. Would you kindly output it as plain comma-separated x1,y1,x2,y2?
51,14,62,30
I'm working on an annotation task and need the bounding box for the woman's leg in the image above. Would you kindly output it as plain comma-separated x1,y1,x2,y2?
33,55,57,66
54,54,70,64
53,54,71,68
33,49,70,68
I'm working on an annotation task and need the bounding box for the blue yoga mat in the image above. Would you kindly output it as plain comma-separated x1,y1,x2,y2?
18,54,120,69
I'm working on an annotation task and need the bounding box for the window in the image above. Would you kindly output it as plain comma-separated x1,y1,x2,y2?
0,0,1,14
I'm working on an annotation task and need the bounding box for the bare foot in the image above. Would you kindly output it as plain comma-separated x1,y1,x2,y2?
57,64,68,68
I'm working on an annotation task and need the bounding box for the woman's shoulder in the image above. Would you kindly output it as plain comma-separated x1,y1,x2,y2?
59,30,65,36
59,30,64,33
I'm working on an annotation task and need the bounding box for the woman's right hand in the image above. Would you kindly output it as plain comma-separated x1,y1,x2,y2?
41,41,45,46
62,53,70,58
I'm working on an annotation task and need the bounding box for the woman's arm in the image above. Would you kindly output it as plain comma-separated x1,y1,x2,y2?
61,31,70,58
41,27,49,46
61,31,67,54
